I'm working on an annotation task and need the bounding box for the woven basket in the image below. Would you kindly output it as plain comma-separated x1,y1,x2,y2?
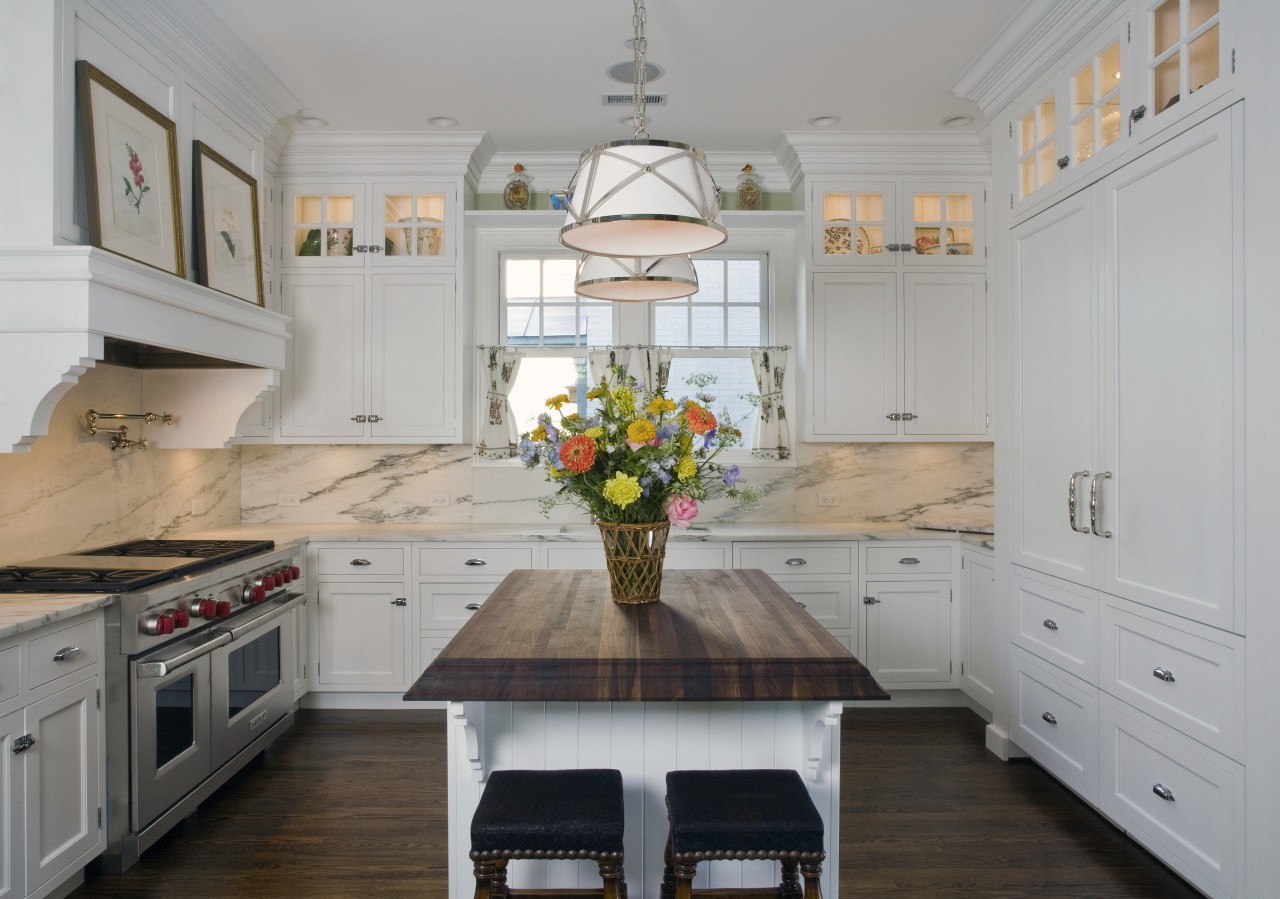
597,520,670,604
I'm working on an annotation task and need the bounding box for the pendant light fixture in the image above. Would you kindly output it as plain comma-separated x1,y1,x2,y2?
574,253,699,301
560,0,726,260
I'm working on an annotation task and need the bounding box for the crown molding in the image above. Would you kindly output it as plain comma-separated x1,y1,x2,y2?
780,131,991,178
277,131,490,178
951,0,1128,118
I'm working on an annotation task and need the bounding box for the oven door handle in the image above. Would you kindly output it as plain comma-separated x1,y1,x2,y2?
136,631,232,678
222,592,303,642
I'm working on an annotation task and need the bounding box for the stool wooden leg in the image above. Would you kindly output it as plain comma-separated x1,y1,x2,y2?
490,858,509,897
780,859,802,897
598,859,625,899
672,861,697,899
471,859,494,899
661,832,677,899
800,861,823,899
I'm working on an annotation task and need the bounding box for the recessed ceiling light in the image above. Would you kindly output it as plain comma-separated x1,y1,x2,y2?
428,116,459,128
295,113,329,128
808,115,840,128
940,114,975,129
607,60,664,83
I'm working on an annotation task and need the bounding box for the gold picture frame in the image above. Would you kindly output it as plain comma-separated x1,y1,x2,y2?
76,60,185,277
192,141,264,306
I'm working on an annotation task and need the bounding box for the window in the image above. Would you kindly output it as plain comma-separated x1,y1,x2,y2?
496,252,769,445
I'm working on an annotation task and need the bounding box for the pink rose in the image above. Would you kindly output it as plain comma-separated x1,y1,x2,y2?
664,494,698,529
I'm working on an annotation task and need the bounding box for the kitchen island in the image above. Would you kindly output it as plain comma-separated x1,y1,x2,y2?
405,567,888,897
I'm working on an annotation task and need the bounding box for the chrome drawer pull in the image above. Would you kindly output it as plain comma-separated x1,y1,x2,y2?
899,557,920,565
1043,619,1059,631
391,598,407,607
1041,712,1057,725
464,603,482,611
1152,783,1176,802
1152,666,1176,682
350,558,372,566
784,558,807,566
53,646,81,662
1068,470,1091,533
1089,471,1113,538
796,601,807,609
464,559,487,566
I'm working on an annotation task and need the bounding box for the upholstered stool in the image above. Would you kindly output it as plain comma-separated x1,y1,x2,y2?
662,769,825,899
470,768,627,898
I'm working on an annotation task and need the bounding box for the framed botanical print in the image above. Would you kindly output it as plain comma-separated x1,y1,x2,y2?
192,141,264,306
75,60,185,277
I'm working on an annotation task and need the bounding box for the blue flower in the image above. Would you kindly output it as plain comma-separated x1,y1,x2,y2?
722,464,740,487
703,427,718,449
517,438,538,464
656,423,678,441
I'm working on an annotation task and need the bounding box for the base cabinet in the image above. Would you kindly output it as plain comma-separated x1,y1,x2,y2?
310,543,411,692
958,547,997,710
858,543,956,689
733,543,856,652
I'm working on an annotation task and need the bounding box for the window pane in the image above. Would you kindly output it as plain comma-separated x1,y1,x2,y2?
581,305,613,344
727,306,761,346
505,259,541,300
692,306,724,344
654,305,689,344
727,261,760,302
543,259,577,299
508,357,588,433
668,358,758,445
507,306,539,341
692,260,725,302
541,306,581,344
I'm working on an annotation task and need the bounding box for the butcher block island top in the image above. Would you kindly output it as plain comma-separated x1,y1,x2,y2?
405,567,889,703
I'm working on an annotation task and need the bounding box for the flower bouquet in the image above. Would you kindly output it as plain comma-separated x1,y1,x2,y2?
518,369,758,602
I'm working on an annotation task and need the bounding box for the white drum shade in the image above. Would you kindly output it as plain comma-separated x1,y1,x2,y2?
575,253,698,301
560,139,726,257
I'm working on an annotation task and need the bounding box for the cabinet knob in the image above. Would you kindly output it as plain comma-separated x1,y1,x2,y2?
863,596,881,605
1152,666,1176,683
52,646,80,662
367,414,382,423
886,413,902,421
900,413,917,421
351,414,368,423
11,735,34,754
391,597,408,607
1041,711,1057,725
785,558,807,566
350,558,372,566
1042,618,1059,631
1152,783,1175,802
464,603,482,611
1057,155,1070,170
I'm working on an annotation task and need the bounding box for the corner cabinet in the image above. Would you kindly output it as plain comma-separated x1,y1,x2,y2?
808,271,987,440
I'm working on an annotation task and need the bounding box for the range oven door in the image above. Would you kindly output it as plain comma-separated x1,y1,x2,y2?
210,593,300,771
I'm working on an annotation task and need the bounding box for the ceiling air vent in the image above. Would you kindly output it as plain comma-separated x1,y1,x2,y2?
602,93,667,107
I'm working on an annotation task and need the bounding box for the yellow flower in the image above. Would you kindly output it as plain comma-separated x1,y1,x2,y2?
647,397,677,415
626,419,657,444
530,425,547,442
676,455,697,481
612,386,635,410
586,385,608,401
585,427,604,439
562,412,582,428
602,472,643,508
546,394,570,410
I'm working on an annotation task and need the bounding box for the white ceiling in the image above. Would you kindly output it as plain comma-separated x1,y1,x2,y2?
202,0,1029,154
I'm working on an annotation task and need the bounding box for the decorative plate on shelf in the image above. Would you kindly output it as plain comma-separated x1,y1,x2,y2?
824,226,852,256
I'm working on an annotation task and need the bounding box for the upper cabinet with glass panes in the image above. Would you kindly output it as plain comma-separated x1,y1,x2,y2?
1131,0,1234,142
282,181,457,268
810,180,984,268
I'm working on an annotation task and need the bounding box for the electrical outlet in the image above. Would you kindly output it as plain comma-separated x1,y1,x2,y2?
191,498,207,516
817,493,841,507
278,494,301,507
428,494,450,507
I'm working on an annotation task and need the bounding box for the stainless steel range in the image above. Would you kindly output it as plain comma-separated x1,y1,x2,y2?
0,538,306,872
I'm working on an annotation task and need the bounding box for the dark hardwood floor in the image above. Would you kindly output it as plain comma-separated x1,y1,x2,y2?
71,707,1202,898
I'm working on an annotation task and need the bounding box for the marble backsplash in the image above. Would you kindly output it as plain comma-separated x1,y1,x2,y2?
0,365,242,565
239,441,993,528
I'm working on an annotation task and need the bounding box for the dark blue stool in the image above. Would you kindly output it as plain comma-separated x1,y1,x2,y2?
662,769,825,898
470,768,627,898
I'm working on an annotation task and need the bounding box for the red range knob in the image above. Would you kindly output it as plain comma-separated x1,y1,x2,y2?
172,608,191,628
251,585,266,603
289,565,301,580
262,573,277,590
215,600,233,618
279,567,293,584
199,598,218,619
156,614,175,635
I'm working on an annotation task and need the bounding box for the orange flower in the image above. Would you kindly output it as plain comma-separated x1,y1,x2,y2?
683,405,717,435
558,434,597,474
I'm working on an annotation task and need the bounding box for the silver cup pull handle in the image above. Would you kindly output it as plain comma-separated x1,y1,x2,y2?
350,558,372,566
785,558,807,566
1153,783,1175,802
1041,711,1057,725
1152,666,1176,682
464,603,482,611
899,557,920,565
53,646,80,662
464,559,487,566
1043,619,1059,631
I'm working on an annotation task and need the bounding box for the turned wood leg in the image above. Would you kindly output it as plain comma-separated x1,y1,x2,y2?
672,861,698,899
490,858,509,897
661,832,677,899
780,859,802,897
598,860,625,899
800,861,824,899
471,859,494,899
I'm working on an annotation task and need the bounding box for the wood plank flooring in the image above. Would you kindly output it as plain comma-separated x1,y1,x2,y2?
71,707,1203,898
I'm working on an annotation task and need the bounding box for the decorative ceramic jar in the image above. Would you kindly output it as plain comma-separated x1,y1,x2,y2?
504,164,531,210
736,164,761,211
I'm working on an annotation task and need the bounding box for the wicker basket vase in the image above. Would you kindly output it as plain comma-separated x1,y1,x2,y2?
596,520,670,604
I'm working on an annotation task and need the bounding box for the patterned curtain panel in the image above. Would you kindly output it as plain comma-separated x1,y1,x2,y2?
750,347,790,460
588,346,673,393
475,347,522,459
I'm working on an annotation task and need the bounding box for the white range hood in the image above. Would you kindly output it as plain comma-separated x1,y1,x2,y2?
0,247,289,453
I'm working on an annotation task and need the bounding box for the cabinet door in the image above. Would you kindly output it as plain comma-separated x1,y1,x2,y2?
283,185,364,267
25,678,100,896
373,184,455,266
1012,87,1064,211
862,580,952,685
900,184,984,265
0,708,19,899
903,273,987,436
280,275,366,438
1061,12,1130,186
809,272,899,437
315,582,410,689
1101,110,1239,630
369,275,457,438
1011,194,1099,585
810,182,896,266
1131,0,1234,144
959,551,997,709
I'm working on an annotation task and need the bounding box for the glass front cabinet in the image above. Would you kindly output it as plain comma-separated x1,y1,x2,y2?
1131,0,1233,141
810,181,985,268
282,182,457,268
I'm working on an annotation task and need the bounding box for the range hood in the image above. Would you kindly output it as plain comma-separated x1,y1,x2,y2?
0,247,289,453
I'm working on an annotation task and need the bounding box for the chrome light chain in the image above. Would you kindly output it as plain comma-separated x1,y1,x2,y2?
632,0,648,139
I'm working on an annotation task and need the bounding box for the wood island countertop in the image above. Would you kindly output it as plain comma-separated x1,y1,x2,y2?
405,568,889,703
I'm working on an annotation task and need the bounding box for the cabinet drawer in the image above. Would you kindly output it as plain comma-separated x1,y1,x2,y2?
417,545,534,577
419,582,498,628
865,545,951,574
1012,568,1098,685
0,645,19,705
1011,649,1097,803
735,544,852,576
772,579,852,629
315,545,407,576
547,542,729,571
1100,696,1243,898
28,618,99,689
1101,600,1244,760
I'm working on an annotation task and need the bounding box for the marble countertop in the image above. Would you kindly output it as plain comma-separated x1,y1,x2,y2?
0,593,117,642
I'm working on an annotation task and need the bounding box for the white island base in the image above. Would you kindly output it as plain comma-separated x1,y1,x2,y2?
445,699,844,898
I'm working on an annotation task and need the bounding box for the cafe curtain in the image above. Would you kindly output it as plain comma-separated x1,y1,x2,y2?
475,346,522,459
587,346,673,393
750,347,790,460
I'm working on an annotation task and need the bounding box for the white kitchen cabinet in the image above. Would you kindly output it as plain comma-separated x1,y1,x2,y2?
810,180,985,267
0,613,104,899
808,272,987,440
733,543,857,652
858,543,956,689
283,182,457,268
958,546,997,711
310,543,412,691
280,272,459,442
